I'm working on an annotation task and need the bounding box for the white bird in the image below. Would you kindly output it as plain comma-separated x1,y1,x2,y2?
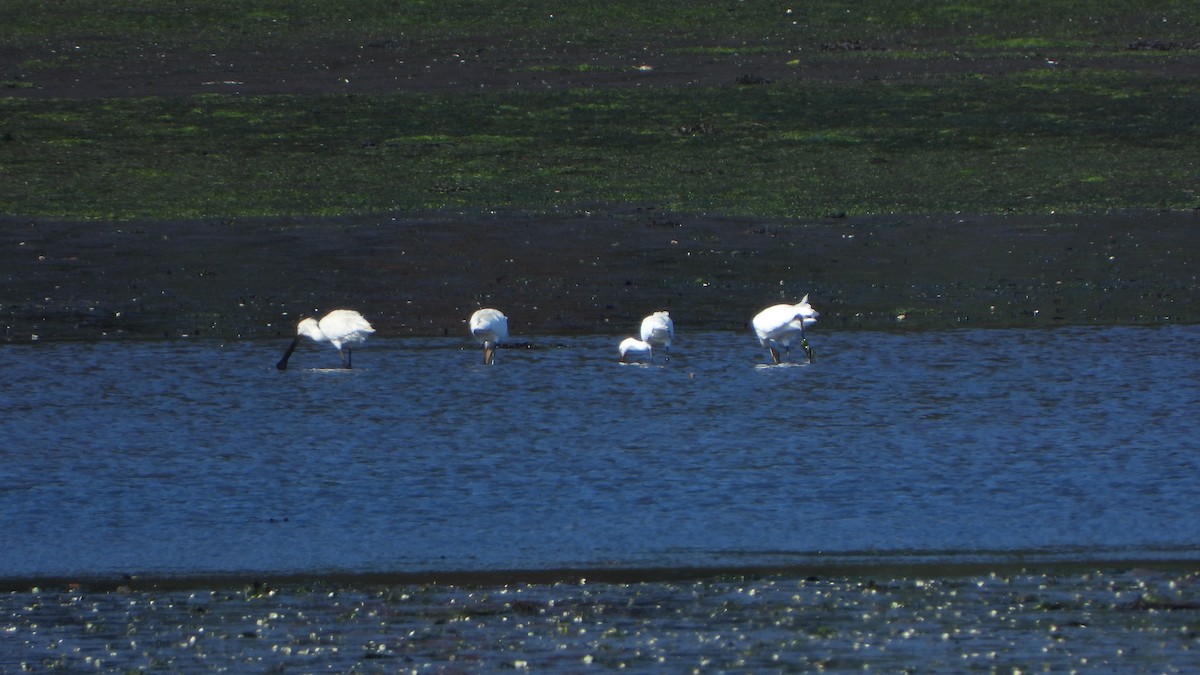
618,337,652,363
469,308,508,365
276,309,375,370
639,311,674,361
752,295,819,364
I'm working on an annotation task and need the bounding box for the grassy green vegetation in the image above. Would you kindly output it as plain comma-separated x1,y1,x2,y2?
1,0,1198,221
3,70,1196,220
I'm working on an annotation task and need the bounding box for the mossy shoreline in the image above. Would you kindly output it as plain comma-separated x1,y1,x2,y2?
3,62,1197,220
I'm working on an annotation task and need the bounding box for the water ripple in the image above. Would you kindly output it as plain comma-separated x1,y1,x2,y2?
1,324,1198,579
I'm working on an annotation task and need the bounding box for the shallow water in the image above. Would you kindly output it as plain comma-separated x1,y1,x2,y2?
2,325,1198,580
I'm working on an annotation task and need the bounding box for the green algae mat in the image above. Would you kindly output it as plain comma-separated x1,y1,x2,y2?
2,0,1198,221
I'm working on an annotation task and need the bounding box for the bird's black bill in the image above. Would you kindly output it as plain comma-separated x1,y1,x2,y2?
276,337,300,370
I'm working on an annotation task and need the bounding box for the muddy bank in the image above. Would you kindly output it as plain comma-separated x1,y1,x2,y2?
1,209,1195,343
6,34,1198,102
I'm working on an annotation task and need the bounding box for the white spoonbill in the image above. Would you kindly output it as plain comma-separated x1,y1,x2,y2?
640,310,674,361
276,309,375,370
618,337,652,363
469,308,508,365
752,295,819,364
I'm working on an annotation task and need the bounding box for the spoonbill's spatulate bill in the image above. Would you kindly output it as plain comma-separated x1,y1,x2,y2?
752,295,819,364
618,337,653,363
276,309,375,370
469,308,508,365
639,311,674,361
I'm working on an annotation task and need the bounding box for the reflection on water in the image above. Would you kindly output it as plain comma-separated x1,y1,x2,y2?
2,325,1198,579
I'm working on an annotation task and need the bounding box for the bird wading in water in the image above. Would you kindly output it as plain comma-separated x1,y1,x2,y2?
618,337,653,363
277,309,375,370
639,311,675,362
469,308,509,365
752,296,819,364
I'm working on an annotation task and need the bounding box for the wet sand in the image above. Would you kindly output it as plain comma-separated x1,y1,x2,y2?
2,565,1198,671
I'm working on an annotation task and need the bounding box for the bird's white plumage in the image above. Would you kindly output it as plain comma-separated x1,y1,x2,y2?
752,295,818,364
469,308,508,344
469,308,508,364
300,309,375,350
639,311,674,351
278,309,374,370
618,337,653,363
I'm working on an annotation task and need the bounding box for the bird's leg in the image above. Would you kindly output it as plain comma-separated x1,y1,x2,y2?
342,347,352,369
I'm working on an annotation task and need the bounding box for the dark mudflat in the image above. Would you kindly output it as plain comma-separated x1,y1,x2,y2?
3,209,1195,342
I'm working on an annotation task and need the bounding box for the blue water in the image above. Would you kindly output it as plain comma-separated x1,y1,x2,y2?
2,325,1198,580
